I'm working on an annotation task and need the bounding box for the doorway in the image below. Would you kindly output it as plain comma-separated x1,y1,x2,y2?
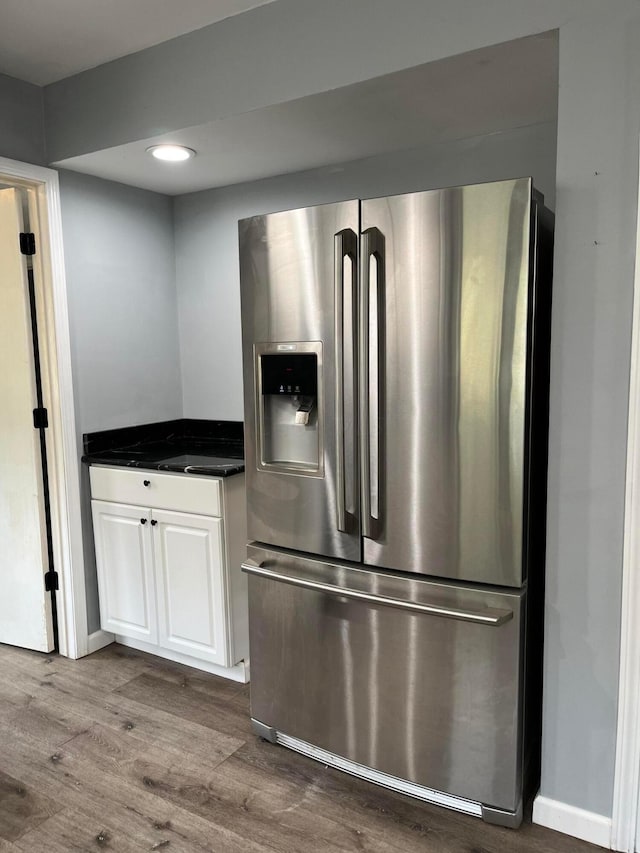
0,157,87,660
0,184,57,651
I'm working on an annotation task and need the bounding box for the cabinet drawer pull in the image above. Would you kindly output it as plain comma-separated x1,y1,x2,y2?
151,519,157,526
140,518,147,524
143,479,151,487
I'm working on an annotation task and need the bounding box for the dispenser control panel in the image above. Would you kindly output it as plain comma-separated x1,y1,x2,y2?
261,353,317,396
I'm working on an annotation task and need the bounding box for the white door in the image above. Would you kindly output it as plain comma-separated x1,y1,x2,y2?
0,187,54,652
153,509,228,665
91,500,157,643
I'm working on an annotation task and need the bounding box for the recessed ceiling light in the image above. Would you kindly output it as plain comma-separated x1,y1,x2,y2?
146,144,196,162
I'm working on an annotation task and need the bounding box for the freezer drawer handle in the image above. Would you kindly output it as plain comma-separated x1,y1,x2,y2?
241,561,513,626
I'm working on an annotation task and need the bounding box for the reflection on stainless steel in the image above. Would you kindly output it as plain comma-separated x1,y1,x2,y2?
239,201,361,561
362,181,531,586
246,544,524,812
239,178,553,829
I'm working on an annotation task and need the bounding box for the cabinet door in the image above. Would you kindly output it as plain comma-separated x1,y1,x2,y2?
91,500,156,642
152,509,228,665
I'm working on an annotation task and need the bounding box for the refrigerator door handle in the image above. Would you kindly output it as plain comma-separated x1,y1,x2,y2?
241,561,513,626
359,227,384,540
334,229,358,533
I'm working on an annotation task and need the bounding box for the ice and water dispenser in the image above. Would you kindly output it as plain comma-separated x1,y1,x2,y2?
255,343,322,475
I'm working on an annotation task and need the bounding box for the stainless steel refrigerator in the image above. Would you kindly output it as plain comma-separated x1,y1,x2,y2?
239,177,553,828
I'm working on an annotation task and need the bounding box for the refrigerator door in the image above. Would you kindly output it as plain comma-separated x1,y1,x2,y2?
361,178,534,586
239,201,361,561
244,544,525,815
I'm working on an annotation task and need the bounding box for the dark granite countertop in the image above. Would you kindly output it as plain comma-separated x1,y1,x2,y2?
82,419,245,478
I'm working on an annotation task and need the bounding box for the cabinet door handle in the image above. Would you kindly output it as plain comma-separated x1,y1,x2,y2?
150,520,157,526
143,480,151,487
140,518,147,525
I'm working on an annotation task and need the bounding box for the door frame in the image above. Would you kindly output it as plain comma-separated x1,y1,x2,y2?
0,156,87,659
611,139,640,852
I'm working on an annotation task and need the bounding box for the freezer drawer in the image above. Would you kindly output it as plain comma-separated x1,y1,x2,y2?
244,544,525,816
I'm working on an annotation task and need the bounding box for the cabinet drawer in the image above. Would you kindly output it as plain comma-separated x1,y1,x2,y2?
89,466,221,516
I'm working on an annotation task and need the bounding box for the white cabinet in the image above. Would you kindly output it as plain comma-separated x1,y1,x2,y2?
91,502,156,644
154,509,227,665
90,467,249,681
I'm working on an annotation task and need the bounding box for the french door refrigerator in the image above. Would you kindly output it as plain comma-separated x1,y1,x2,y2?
239,177,553,828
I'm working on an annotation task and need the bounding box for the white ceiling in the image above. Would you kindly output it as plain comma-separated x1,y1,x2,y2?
55,32,558,196
0,0,277,86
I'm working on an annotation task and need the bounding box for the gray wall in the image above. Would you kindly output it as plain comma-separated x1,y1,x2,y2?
41,0,640,819
0,73,45,165
539,13,640,815
175,121,557,420
42,0,618,163
60,171,181,432
59,170,182,632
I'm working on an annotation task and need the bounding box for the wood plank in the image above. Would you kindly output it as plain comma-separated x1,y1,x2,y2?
114,672,254,740
0,640,160,691
3,707,351,853
3,700,90,752
0,707,269,853
122,753,353,853
54,723,145,772
47,717,348,852
14,809,140,853
143,660,249,703
0,652,245,765
0,770,61,843
51,724,404,853
0,676,36,719
61,722,239,778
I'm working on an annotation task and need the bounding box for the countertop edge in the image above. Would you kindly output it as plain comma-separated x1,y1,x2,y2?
82,456,245,478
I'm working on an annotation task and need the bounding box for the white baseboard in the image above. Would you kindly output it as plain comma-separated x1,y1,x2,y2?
533,794,612,849
86,629,115,655
115,635,250,683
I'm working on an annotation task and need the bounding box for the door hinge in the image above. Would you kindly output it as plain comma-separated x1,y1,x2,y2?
33,407,48,429
44,571,59,592
19,232,36,256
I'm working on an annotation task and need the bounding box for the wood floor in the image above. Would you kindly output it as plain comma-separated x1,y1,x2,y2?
0,643,599,853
